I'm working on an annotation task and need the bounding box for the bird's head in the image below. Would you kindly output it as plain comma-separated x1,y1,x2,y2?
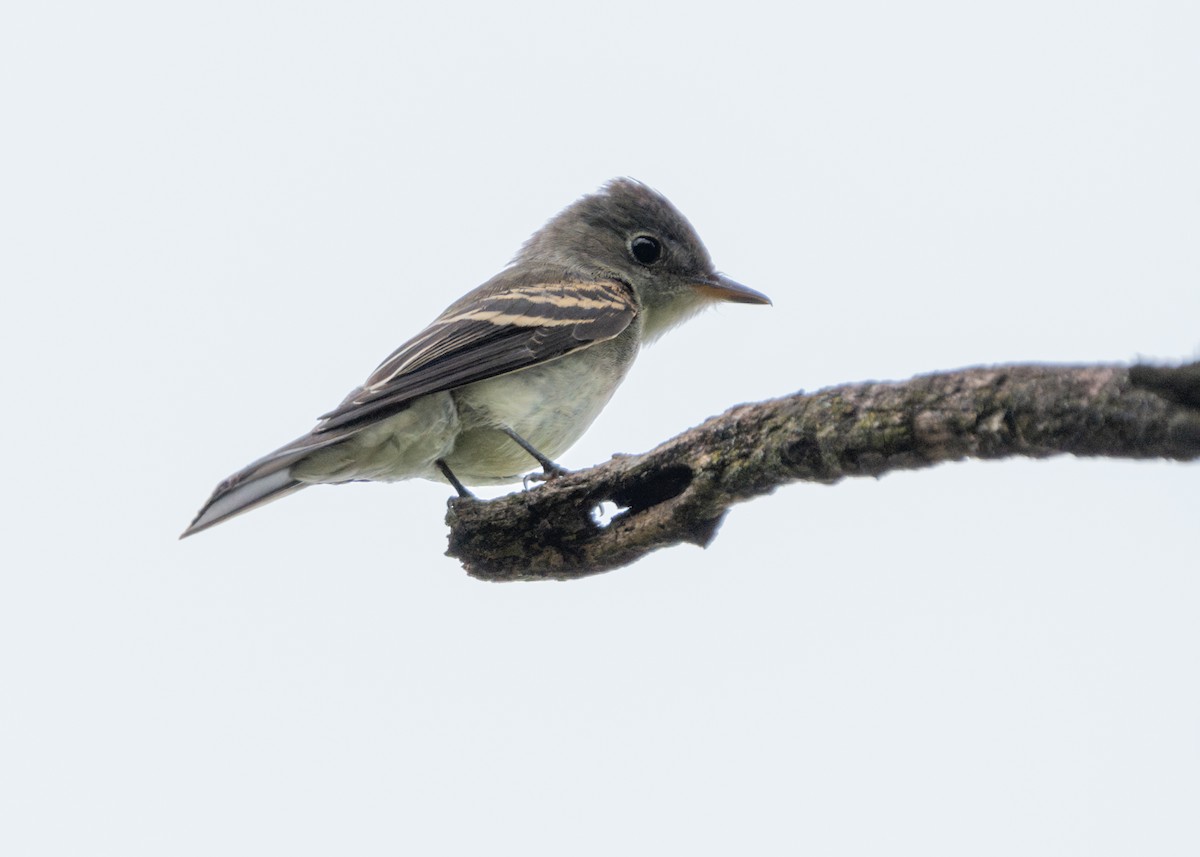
516,178,770,342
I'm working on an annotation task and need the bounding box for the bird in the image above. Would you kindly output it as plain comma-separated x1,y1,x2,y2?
182,178,770,538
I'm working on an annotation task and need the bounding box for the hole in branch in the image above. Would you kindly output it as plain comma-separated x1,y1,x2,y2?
590,500,629,529
610,464,694,514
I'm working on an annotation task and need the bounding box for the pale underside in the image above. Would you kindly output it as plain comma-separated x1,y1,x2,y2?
290,330,640,486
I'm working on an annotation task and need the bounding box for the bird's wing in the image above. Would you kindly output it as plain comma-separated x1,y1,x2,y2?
314,278,638,433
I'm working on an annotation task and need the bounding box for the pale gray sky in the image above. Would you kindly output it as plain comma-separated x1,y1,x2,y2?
3,1,1198,854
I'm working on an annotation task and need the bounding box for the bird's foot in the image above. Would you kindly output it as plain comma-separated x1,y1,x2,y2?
502,427,570,486
523,463,567,490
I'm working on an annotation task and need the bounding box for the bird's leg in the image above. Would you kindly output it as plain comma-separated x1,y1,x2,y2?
501,427,567,480
436,459,474,499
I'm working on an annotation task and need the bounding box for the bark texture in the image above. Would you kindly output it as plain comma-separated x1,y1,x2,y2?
445,362,1200,581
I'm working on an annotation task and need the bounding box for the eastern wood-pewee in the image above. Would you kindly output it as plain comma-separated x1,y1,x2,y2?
183,178,769,537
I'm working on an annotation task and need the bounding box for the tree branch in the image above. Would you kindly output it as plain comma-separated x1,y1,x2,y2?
445,362,1200,581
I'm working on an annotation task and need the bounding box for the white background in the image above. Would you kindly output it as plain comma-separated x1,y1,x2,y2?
3,2,1198,854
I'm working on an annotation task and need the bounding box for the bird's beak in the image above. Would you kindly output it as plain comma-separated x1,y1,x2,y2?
691,273,772,305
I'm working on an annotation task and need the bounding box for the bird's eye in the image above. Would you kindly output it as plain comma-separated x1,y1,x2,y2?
630,235,662,265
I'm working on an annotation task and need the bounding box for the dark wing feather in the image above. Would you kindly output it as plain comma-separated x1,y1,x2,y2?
314,279,637,433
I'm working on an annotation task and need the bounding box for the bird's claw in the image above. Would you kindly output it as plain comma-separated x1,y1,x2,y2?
523,465,567,490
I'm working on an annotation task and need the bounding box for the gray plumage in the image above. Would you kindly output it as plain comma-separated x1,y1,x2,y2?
182,178,769,538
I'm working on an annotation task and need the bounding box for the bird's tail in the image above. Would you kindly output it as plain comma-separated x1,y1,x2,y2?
180,431,346,538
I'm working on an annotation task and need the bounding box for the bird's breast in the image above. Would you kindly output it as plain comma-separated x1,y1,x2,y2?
444,333,640,483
